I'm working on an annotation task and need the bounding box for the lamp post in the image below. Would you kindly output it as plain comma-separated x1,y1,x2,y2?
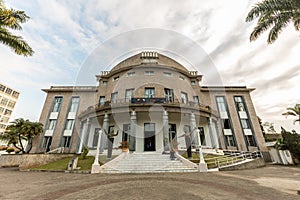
91,129,102,174
196,128,208,172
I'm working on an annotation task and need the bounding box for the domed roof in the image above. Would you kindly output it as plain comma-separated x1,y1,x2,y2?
110,51,189,73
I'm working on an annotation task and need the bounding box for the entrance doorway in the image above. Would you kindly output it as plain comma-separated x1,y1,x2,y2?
144,123,155,151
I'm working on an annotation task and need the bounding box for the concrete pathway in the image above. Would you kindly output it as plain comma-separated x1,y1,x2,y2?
0,165,299,199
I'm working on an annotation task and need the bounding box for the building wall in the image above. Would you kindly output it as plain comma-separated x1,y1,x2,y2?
0,82,19,135
32,88,96,153
33,52,266,154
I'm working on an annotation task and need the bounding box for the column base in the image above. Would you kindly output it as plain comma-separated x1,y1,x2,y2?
91,163,100,174
199,162,208,172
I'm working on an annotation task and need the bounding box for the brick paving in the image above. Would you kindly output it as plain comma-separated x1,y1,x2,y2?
0,165,299,199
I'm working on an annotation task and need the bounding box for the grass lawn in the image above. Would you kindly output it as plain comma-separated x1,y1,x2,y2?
32,155,117,171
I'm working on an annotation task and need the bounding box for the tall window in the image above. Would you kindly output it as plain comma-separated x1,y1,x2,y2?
69,97,80,113
246,135,256,146
216,97,227,112
125,89,134,102
52,97,63,112
181,92,188,104
164,88,174,102
111,92,118,103
216,96,236,147
47,120,57,130
145,88,155,98
234,96,256,147
234,96,246,111
65,119,75,130
99,96,105,105
193,96,199,105
62,136,71,148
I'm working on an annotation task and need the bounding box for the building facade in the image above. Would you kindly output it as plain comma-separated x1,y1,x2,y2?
0,82,19,134
32,52,267,155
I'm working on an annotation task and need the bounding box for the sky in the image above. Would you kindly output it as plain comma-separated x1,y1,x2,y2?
1,0,300,132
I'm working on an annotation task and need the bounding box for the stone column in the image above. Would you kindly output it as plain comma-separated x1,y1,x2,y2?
77,120,87,153
207,118,215,148
162,109,169,152
208,118,220,148
84,117,91,146
130,110,136,151
190,112,198,146
91,129,102,174
76,121,84,153
100,113,109,153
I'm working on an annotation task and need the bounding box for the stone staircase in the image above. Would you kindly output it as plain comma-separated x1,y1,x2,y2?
99,152,199,173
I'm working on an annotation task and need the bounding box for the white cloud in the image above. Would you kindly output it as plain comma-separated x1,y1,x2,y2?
2,0,299,132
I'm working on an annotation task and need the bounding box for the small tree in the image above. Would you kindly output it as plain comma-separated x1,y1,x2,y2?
279,127,300,160
0,118,43,153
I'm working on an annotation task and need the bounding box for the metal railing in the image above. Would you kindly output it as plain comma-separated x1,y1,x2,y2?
205,150,262,169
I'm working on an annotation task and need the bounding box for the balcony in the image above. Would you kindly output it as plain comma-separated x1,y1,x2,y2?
78,97,217,119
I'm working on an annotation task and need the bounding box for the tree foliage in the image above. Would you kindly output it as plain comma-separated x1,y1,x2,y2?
282,103,300,124
246,0,300,44
278,127,300,159
0,118,43,153
0,0,34,56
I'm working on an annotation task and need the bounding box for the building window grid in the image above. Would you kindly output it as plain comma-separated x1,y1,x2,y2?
111,92,118,103
181,92,188,104
127,72,135,77
62,136,71,148
163,72,172,77
65,119,75,130
0,84,5,92
5,88,12,95
52,97,63,112
234,96,257,147
47,119,57,130
216,96,237,147
69,97,80,113
99,96,105,105
145,88,155,98
144,71,154,76
125,89,134,102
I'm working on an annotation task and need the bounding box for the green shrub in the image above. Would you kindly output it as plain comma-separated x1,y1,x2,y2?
6,147,14,154
81,146,89,159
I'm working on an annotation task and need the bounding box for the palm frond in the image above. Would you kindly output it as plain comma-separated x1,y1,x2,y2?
246,0,300,43
0,27,34,56
282,111,296,116
0,9,29,30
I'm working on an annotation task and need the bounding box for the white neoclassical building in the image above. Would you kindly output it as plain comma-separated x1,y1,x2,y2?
32,51,267,156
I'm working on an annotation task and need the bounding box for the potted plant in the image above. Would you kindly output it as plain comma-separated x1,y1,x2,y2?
118,141,129,152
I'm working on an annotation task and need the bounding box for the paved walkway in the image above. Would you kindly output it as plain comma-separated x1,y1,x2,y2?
0,165,299,199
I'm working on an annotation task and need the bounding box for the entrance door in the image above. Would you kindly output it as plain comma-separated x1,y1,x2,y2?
169,124,177,143
144,123,155,151
122,124,130,142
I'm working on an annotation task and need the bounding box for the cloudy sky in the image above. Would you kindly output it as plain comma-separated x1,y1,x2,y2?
1,0,299,132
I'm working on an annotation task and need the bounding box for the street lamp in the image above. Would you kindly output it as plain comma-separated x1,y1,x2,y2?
91,129,102,174
196,128,208,172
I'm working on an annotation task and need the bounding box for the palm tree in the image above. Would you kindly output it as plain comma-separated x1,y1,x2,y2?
0,118,43,153
282,104,300,125
21,121,43,153
246,0,300,44
0,0,34,56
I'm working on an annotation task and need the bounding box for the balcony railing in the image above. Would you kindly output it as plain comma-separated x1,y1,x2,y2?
79,98,215,117
95,98,212,111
